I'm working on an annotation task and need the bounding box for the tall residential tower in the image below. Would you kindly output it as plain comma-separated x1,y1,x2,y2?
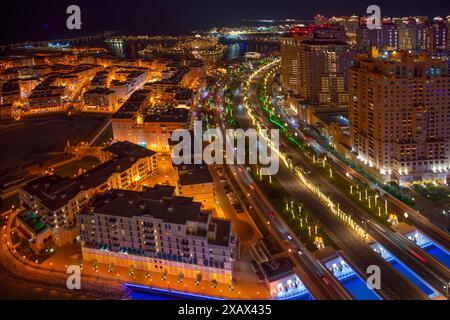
349,50,450,184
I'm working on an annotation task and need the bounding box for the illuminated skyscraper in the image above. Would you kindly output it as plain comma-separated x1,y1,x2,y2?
281,25,352,106
349,50,450,184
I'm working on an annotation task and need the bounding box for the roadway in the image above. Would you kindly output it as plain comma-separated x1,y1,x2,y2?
266,62,450,254
257,62,450,298
303,111,450,253
238,62,437,299
212,78,352,300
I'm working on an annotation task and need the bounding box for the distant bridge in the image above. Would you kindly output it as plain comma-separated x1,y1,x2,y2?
0,31,115,52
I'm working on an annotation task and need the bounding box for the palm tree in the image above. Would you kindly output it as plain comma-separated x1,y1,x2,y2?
91,259,98,271
178,272,184,283
195,273,202,286
161,269,168,281
128,265,135,276
107,262,114,273
211,279,218,289
229,278,237,291
144,271,150,279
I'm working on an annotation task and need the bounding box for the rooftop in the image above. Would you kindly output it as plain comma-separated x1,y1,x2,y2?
260,257,296,282
176,164,213,186
144,106,190,123
21,141,156,211
17,210,48,235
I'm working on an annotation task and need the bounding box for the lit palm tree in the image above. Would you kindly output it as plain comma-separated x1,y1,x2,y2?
161,269,168,281
91,259,98,271
229,278,237,291
211,279,218,289
128,265,135,277
144,271,150,279
107,262,114,273
195,273,202,286
178,272,184,283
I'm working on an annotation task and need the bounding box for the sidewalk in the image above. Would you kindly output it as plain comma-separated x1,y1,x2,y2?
2,209,271,300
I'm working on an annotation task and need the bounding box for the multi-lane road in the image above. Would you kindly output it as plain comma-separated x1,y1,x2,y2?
211,79,353,300
255,61,450,298
217,59,450,300
255,62,450,296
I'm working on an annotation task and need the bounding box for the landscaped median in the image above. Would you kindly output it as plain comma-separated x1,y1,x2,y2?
249,166,338,252
255,61,399,232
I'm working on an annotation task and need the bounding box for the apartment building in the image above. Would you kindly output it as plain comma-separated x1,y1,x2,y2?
281,25,352,106
19,141,158,246
175,164,215,210
349,50,450,185
77,185,236,284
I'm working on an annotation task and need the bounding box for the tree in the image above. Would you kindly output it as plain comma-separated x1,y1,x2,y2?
108,262,114,273
91,259,98,270
229,278,237,291
178,272,184,283
144,271,150,279
161,269,168,281
195,273,202,286
211,279,218,289
128,265,135,276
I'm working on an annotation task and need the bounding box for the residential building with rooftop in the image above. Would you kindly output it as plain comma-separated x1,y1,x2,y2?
349,50,450,185
77,185,236,284
15,211,53,254
174,163,215,210
112,100,193,152
19,141,158,246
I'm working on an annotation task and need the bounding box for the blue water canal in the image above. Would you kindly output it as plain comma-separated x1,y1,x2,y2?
324,256,382,300
407,231,450,268
371,244,438,298
126,283,313,301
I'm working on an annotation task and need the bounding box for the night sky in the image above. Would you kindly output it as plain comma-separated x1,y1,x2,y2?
1,0,449,43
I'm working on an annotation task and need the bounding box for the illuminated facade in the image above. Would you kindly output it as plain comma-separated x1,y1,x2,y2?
349,50,450,185
19,141,158,246
83,88,120,113
77,185,236,284
112,105,193,152
281,26,352,106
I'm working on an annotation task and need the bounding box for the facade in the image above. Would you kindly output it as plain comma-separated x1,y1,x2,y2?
280,27,312,94
349,50,450,185
83,88,119,113
281,26,352,106
398,20,448,52
260,257,304,298
113,104,192,152
19,141,158,246
357,20,449,53
77,185,236,284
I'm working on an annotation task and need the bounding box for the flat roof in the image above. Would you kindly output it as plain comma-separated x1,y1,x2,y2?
21,141,156,211
17,210,48,235
176,164,213,186
260,257,295,282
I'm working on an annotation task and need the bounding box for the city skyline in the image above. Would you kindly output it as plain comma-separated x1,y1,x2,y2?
1,0,450,43
0,1,449,306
